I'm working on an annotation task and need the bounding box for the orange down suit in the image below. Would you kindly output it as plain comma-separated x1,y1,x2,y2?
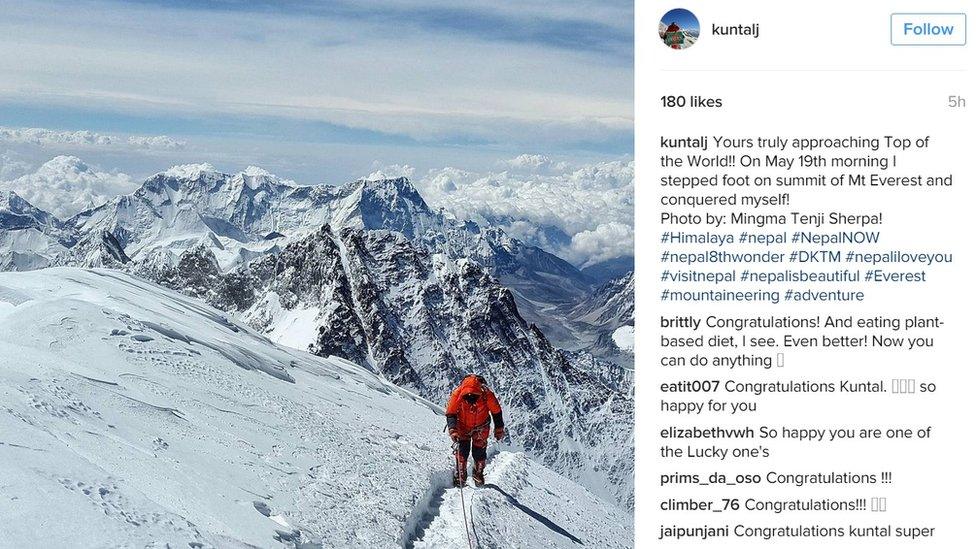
445,375,503,439
445,375,504,485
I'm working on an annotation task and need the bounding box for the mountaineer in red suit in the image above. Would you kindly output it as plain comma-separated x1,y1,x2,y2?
445,374,505,487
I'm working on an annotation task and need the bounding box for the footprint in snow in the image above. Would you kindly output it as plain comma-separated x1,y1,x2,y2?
252,500,272,516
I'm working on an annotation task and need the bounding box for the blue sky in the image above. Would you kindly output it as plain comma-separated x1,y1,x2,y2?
661,8,699,33
0,0,633,182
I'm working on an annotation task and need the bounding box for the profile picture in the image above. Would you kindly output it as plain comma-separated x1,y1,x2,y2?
660,8,700,49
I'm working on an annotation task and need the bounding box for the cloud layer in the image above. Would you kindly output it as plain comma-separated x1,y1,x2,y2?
0,127,185,151
408,156,634,267
0,155,137,218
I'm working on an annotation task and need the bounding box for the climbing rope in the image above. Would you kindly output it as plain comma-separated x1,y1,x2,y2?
452,442,476,549
459,476,475,549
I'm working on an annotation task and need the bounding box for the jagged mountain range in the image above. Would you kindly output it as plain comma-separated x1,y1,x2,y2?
0,164,634,506
139,225,633,505
3,164,628,348
53,165,592,332
70,164,591,300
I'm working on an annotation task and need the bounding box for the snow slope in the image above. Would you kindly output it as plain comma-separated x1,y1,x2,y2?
0,268,630,547
412,451,632,549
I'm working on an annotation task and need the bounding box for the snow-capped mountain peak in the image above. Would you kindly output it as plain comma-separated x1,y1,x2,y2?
0,190,64,234
1,189,33,216
349,177,435,238
242,165,273,177
238,166,282,190
357,176,427,202
0,191,75,270
162,162,219,180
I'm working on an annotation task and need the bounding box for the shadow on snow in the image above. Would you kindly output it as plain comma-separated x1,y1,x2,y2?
483,484,583,545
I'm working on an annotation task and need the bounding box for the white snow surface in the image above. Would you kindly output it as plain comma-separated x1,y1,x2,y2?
0,228,67,270
0,268,630,547
264,299,321,351
163,162,218,179
611,325,634,353
412,451,632,549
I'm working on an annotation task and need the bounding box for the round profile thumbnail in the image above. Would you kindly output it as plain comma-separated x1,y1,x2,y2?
660,8,700,50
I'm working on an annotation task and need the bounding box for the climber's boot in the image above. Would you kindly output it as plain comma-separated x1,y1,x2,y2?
472,459,486,487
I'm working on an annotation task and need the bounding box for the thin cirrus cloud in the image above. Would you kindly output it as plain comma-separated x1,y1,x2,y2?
114,0,633,57
0,0,632,152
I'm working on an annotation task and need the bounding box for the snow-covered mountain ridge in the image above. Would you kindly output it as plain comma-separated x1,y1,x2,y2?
0,268,632,547
68,164,592,300
0,163,635,507
141,224,634,506
4,164,604,337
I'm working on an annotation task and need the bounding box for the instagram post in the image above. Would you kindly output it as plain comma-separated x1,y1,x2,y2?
2,1,973,547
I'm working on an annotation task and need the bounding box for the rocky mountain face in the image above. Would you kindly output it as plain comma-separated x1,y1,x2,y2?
356,178,595,346
0,190,75,270
0,165,635,506
560,349,634,507
0,190,64,232
569,272,635,363
572,272,635,330
68,166,594,308
142,224,633,505
53,230,131,269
